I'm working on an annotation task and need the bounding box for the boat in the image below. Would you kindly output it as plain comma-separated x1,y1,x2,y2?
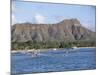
66,50,69,54
31,50,40,57
53,48,57,51
72,46,77,49
21,50,27,54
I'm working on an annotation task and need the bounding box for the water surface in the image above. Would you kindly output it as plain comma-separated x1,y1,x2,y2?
11,48,96,74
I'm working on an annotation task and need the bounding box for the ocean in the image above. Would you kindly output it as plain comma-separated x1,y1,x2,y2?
11,48,96,74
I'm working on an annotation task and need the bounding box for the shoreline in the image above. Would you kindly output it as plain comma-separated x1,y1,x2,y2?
11,47,96,53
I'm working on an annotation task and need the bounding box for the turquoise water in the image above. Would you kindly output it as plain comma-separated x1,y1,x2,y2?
11,48,96,74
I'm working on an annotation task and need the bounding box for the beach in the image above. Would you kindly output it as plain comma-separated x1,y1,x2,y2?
11,47,96,53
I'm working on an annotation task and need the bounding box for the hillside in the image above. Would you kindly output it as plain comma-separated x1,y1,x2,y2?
11,19,95,43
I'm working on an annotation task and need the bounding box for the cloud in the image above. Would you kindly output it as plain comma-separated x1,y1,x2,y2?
11,14,16,25
53,15,67,23
12,5,15,12
34,13,45,24
83,24,95,32
57,16,65,19
12,3,17,25
12,3,16,12
81,21,95,32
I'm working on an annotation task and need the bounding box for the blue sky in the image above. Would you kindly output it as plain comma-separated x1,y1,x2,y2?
12,0,96,31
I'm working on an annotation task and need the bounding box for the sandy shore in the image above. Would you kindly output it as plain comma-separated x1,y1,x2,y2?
11,47,95,53
11,49,36,53
11,48,59,53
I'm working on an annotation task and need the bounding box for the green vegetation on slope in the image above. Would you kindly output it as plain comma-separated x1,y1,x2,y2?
11,40,96,50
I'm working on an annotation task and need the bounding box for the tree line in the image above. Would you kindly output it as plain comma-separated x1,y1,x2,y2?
11,40,96,50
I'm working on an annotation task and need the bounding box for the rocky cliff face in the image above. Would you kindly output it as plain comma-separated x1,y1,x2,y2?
11,19,95,42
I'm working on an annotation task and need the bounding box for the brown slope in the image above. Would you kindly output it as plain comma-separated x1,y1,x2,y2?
11,19,95,43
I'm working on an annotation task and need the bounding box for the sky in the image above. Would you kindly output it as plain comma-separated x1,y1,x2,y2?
12,0,96,31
